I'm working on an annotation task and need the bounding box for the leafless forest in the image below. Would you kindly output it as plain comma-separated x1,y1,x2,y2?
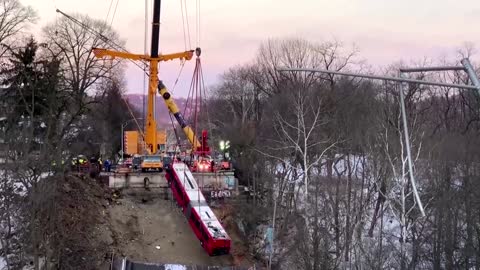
209,39,480,269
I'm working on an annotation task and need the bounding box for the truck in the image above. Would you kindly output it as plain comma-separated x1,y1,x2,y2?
140,155,163,172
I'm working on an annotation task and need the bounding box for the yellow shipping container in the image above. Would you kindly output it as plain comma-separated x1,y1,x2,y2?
124,131,139,155
124,129,167,155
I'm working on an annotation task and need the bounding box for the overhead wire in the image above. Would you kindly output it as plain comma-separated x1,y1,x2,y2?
110,0,120,26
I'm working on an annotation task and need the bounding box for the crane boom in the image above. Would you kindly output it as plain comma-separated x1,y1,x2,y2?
90,0,195,155
91,48,194,154
57,1,208,158
91,48,193,62
157,80,201,149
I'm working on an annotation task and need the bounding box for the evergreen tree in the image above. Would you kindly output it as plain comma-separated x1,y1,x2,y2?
1,37,62,153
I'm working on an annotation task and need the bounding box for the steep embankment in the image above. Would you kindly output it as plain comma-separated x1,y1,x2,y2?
42,175,257,269
101,190,234,267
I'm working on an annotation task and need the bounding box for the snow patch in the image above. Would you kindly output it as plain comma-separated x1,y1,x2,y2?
164,265,188,270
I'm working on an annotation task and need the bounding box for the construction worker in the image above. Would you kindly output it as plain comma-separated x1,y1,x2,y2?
77,156,85,173
104,159,112,172
98,157,103,171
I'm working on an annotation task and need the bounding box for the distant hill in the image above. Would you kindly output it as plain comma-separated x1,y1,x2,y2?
125,94,188,128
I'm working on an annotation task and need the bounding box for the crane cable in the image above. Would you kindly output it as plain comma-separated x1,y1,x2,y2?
180,0,187,51
105,0,144,140
105,0,114,23
196,0,200,48
182,0,192,49
200,57,211,137
197,0,209,135
167,61,187,150
176,0,206,156
56,8,146,139
56,9,149,77
143,0,149,136
110,0,120,26
183,57,206,153
167,0,195,150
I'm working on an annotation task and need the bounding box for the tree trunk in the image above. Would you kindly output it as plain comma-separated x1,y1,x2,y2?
368,180,386,237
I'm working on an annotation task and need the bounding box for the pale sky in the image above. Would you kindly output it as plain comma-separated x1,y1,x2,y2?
22,0,480,97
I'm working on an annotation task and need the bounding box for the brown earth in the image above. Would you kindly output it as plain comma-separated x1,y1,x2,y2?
95,188,257,268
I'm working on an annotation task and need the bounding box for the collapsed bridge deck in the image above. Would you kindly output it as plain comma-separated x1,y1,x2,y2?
103,171,237,193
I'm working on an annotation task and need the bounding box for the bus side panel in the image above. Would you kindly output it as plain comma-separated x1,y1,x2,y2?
167,170,188,207
187,208,209,249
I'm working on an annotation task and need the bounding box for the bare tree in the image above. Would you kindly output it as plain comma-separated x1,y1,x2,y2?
212,65,263,128
0,15,126,268
207,38,480,270
41,14,125,147
253,38,323,96
0,0,36,56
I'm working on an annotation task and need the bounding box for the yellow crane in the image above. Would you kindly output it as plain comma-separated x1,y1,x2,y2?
92,0,197,155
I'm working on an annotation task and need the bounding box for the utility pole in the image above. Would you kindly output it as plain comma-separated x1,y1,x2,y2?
461,58,480,95
398,72,425,216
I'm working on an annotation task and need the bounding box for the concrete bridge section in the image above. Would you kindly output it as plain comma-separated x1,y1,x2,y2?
111,257,254,270
103,171,237,191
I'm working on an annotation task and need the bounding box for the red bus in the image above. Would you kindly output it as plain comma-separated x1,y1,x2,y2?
165,162,231,255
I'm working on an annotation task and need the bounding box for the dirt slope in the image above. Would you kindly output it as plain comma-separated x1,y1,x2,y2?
98,190,235,267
